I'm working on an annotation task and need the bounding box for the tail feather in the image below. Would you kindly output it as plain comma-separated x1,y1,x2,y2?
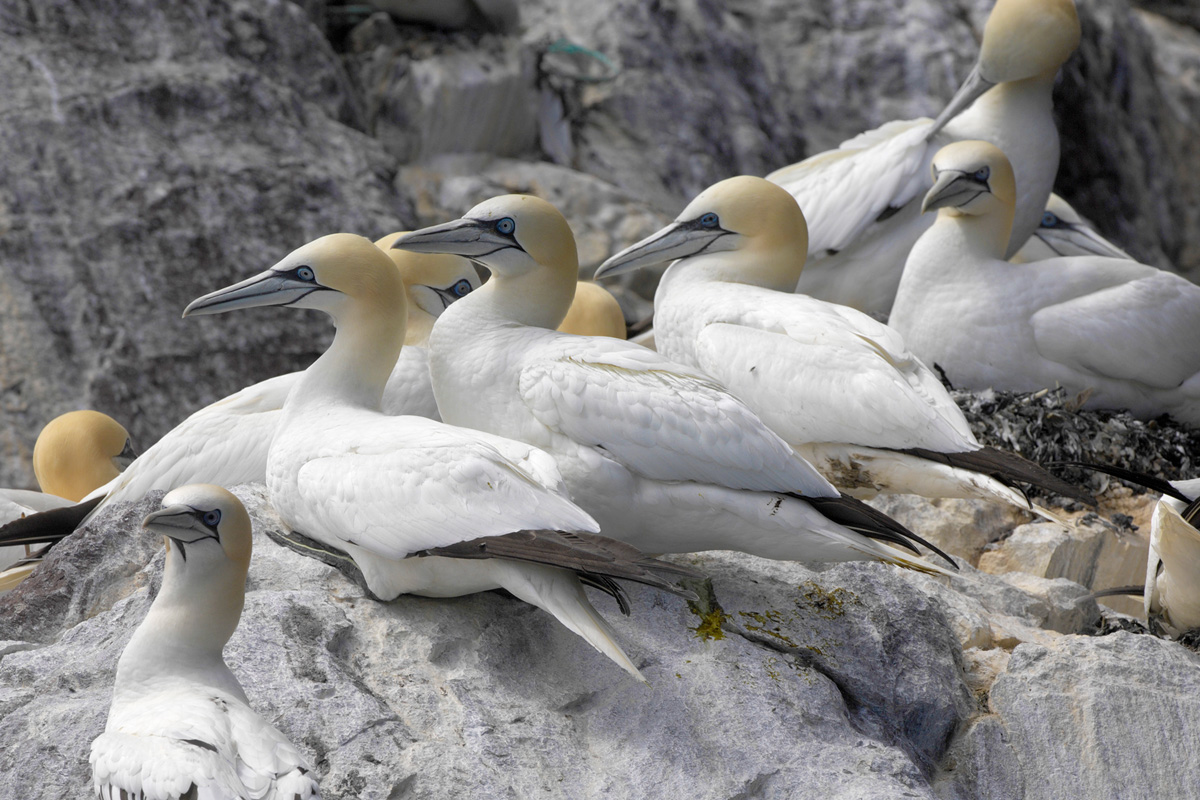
0,497,102,548
418,529,703,603
499,565,647,683
905,446,1096,507
803,494,958,569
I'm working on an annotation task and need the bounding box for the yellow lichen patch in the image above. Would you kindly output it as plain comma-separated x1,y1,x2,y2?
690,607,730,641
798,582,857,619
738,610,799,648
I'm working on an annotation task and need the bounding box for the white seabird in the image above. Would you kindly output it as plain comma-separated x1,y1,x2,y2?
23,244,480,530
1146,480,1200,637
90,484,319,800
0,410,135,589
593,175,1092,517
1011,193,1132,263
0,245,482,575
184,233,698,681
890,140,1200,425
767,0,1081,315
394,195,956,575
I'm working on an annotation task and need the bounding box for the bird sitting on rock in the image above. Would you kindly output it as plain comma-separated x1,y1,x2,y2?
184,233,700,681
90,484,320,800
889,140,1200,426
593,175,1092,520
394,194,956,575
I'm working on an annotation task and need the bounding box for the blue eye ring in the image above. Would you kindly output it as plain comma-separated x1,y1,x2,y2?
202,510,222,527
973,167,990,183
700,212,719,229
496,217,516,235
452,279,473,297
296,266,315,282
1041,212,1060,228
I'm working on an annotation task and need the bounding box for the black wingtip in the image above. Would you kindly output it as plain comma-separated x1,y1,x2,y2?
1052,461,1191,503
1079,585,1145,602
905,446,1097,507
804,494,959,569
0,496,102,548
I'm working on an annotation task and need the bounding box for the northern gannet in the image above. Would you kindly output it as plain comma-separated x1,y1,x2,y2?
890,141,1200,425
395,195,956,574
0,243,482,556
593,176,1091,516
90,485,319,800
767,0,1081,315
1011,193,1132,263
559,281,627,339
0,410,135,589
1146,481,1200,637
184,233,698,681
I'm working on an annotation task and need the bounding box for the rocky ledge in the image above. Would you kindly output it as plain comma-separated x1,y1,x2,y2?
1,484,1198,799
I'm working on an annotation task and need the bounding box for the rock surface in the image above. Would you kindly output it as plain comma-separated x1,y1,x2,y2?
3,484,1199,799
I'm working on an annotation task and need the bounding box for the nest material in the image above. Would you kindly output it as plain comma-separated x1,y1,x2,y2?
952,387,1200,498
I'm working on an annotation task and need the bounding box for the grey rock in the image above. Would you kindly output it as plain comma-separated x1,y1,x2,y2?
986,633,1200,800
0,0,412,488
0,485,973,798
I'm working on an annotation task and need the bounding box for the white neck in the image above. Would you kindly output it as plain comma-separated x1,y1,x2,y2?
114,548,246,699
292,301,405,412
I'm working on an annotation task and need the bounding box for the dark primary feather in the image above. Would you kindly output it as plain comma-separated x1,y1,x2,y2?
417,529,703,604
802,493,958,569
1080,585,1145,602
903,446,1097,507
0,496,101,547
1052,460,1192,503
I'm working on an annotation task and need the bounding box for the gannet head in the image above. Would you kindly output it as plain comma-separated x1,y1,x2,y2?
33,410,136,501
559,282,627,339
392,195,579,328
595,176,807,291
144,484,252,570
922,141,1016,216
142,484,251,648
923,141,1017,256
374,232,481,342
1013,194,1131,262
928,0,1079,137
183,233,406,331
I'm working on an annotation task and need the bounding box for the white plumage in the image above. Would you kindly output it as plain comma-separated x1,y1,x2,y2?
397,194,953,573
90,484,318,800
81,243,481,519
767,0,1080,315
183,233,691,681
1147,480,1200,637
594,176,1092,517
891,141,1200,425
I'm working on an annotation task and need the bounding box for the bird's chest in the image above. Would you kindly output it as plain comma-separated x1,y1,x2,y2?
427,318,543,443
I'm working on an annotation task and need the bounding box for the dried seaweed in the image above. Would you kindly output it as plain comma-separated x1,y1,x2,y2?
952,387,1200,499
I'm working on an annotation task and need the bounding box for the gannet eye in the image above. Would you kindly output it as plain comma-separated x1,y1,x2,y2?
202,510,222,527
1041,211,1060,228
973,167,990,183
295,266,316,282
452,279,473,297
496,218,516,235
700,212,719,228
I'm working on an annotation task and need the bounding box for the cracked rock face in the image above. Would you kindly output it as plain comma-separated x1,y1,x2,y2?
3,484,1200,799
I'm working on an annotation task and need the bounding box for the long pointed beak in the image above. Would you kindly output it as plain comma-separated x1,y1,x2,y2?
595,223,725,279
927,63,995,140
142,505,215,544
182,270,322,318
1041,224,1132,261
921,170,981,214
392,219,512,258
